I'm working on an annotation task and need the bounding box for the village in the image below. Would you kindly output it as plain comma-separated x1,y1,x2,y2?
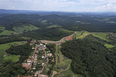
19,39,55,77
17,35,73,77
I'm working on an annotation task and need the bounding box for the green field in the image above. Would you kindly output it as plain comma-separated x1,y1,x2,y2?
92,32,110,41
4,55,20,62
41,20,47,23
13,24,39,32
0,41,27,62
0,30,14,35
107,21,116,23
73,31,110,41
55,44,58,67
59,59,70,67
59,28,74,33
55,45,65,67
46,25,61,28
0,41,27,50
54,64,83,77
104,44,114,48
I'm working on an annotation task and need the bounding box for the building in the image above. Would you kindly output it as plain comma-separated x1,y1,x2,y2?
47,53,52,57
42,63,45,66
34,54,38,59
22,63,31,70
27,59,31,63
42,56,45,59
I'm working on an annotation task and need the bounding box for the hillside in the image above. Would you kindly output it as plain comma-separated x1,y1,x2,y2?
61,35,116,77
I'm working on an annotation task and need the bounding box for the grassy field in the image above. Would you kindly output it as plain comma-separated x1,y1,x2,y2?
107,21,116,23
73,31,90,39
59,28,74,33
54,63,83,77
4,55,20,62
91,32,110,41
0,41,27,61
46,25,61,28
104,44,114,48
41,20,47,23
73,31,110,41
59,59,71,67
55,45,64,67
55,44,58,67
13,24,39,32
0,41,27,50
0,30,14,35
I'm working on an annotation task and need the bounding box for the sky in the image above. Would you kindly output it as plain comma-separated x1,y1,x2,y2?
0,0,116,12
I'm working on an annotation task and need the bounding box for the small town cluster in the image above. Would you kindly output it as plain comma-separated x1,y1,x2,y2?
18,40,55,77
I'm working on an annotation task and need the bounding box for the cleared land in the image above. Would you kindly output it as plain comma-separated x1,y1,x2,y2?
0,41,27,50
46,25,61,28
54,62,83,77
0,30,14,35
4,55,19,62
73,31,110,41
13,24,39,32
0,41,27,62
104,44,114,48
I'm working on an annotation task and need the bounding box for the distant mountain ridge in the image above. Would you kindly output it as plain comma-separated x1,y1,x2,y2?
0,9,116,16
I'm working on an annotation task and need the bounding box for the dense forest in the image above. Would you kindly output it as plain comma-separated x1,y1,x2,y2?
0,13,116,41
0,13,116,32
61,35,116,77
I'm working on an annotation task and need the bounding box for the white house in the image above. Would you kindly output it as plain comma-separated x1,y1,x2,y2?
47,53,52,57
27,59,31,63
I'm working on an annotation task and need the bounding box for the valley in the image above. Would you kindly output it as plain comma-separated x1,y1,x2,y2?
0,12,116,77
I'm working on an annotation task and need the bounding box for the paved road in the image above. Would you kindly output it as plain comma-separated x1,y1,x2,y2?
36,48,49,75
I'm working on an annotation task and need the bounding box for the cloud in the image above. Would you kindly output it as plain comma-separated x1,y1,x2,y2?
95,3,116,12
0,0,116,12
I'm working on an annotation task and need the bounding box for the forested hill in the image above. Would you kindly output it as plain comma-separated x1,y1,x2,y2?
0,12,116,41
61,35,116,77
0,13,116,32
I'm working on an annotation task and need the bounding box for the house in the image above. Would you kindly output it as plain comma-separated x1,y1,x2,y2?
34,59,37,61
27,59,31,63
42,56,45,59
28,56,31,58
22,63,31,67
23,76,33,77
46,51,50,53
35,50,38,53
22,63,31,70
34,54,38,59
51,60,55,62
32,46,35,49
38,74,48,77
44,45,46,49
47,53,52,57
42,63,45,66
32,66,36,69
26,66,30,70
